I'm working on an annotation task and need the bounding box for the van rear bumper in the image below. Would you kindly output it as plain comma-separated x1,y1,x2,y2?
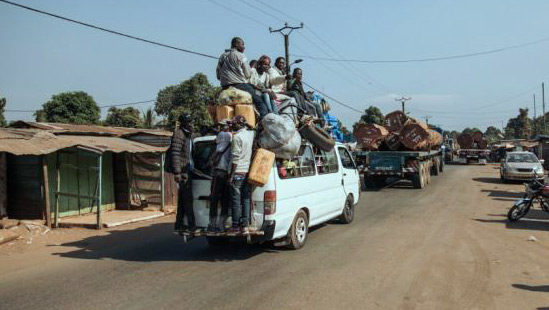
253,220,276,243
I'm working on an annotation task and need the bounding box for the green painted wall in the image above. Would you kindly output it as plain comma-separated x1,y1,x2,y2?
47,149,115,218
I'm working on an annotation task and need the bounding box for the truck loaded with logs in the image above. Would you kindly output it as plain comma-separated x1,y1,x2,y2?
353,110,444,189
455,131,490,164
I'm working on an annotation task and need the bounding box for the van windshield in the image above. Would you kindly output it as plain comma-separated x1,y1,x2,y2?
193,140,216,180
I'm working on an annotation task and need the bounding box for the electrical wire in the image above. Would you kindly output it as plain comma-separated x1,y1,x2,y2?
5,99,156,113
294,36,549,64
302,82,363,114
0,0,218,59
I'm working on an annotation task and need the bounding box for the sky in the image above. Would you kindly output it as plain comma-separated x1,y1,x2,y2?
2,0,549,131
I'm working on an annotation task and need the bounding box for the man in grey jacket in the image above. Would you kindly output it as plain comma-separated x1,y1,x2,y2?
216,37,270,118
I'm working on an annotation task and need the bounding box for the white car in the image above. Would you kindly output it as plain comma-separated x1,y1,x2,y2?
500,151,544,182
189,136,360,249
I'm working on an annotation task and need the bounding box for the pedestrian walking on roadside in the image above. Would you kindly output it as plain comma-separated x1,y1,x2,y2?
171,114,197,233
227,115,255,233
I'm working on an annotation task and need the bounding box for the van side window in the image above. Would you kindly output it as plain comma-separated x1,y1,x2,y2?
192,141,216,179
315,148,339,174
276,145,316,179
338,147,356,169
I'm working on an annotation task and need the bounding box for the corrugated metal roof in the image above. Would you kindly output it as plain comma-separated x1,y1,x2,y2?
10,121,172,137
0,129,168,155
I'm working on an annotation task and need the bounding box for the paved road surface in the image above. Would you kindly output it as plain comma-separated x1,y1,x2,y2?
2,165,549,309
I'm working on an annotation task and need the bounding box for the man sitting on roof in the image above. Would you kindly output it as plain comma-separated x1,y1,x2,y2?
216,37,270,119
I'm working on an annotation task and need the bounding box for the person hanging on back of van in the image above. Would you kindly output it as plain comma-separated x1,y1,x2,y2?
228,115,255,234
171,114,197,234
216,37,270,119
207,119,233,232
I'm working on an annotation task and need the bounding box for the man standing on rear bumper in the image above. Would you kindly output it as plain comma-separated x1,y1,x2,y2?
228,115,255,233
171,114,196,232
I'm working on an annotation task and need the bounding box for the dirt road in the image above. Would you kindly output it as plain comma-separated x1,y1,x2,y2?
1,165,549,309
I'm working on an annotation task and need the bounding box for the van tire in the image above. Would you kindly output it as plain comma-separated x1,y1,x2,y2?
339,196,355,224
286,210,309,250
299,123,335,152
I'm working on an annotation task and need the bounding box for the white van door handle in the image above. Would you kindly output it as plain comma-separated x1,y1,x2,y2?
343,173,347,176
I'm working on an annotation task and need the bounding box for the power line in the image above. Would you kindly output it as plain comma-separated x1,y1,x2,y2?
5,99,156,113
294,35,549,64
303,82,363,114
0,0,218,59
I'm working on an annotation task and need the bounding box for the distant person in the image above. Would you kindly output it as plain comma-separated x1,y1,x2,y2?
216,37,270,118
249,59,257,69
171,114,196,233
228,115,255,233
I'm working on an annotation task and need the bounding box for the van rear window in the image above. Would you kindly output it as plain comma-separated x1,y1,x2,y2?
192,140,215,179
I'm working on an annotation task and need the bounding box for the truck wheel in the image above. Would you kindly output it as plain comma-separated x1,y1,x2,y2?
286,210,309,250
425,165,431,184
432,159,440,176
412,164,425,189
439,159,444,173
339,195,355,224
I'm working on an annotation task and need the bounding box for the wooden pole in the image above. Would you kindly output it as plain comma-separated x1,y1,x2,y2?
54,153,60,228
42,156,52,228
161,153,165,212
96,154,103,229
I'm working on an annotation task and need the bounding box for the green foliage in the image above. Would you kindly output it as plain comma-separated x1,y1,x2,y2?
360,106,384,125
142,108,157,129
155,73,220,129
484,126,503,143
104,107,142,128
462,127,482,136
504,108,531,139
35,91,100,124
0,96,6,127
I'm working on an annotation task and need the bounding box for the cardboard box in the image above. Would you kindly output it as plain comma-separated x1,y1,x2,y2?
235,104,256,127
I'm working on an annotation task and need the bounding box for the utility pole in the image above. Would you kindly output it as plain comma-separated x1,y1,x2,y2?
543,82,546,135
423,115,432,126
269,23,304,75
534,94,537,135
395,96,412,113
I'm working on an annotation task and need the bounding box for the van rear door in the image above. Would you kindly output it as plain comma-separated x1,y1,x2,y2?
191,138,216,228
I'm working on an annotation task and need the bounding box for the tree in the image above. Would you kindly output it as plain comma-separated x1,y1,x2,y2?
360,106,384,125
504,108,531,139
155,73,220,129
35,91,100,124
142,107,157,129
462,127,482,136
0,95,6,127
484,126,503,143
104,107,142,128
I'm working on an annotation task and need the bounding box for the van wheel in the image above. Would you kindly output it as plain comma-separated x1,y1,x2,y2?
286,210,308,250
339,196,355,224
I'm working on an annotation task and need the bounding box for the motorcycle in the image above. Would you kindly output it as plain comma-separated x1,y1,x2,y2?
507,173,549,222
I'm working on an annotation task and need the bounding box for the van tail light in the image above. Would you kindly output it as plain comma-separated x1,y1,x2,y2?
264,190,276,215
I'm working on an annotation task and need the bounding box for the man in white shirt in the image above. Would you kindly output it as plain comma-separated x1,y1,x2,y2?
228,115,255,233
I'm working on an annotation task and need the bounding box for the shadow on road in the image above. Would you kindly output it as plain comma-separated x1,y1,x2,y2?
481,189,523,199
512,283,549,293
51,222,280,263
474,211,549,232
473,177,503,184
